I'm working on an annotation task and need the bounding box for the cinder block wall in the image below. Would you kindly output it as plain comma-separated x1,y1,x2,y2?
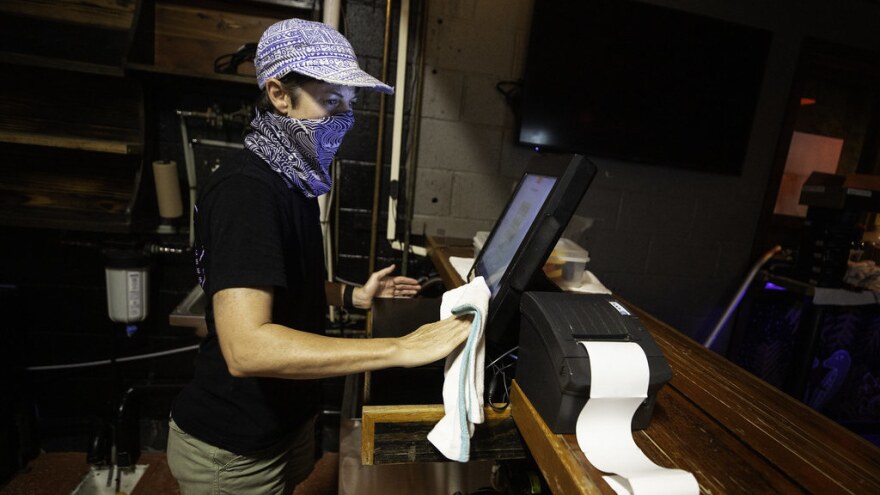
410,0,880,341
413,0,535,238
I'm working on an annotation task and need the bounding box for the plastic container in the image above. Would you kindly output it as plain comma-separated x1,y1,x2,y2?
104,249,149,323
473,231,489,259
544,238,590,282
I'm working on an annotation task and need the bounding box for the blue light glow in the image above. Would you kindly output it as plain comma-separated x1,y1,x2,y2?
764,282,786,291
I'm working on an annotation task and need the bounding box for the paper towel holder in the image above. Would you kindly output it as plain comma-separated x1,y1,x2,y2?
152,160,184,234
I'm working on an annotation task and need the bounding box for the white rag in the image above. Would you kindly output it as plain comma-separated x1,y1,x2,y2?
427,276,490,462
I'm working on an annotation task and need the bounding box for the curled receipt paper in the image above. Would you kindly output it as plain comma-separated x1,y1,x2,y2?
577,341,699,495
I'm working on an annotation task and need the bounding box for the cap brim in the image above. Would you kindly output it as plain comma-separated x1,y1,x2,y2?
291,66,395,94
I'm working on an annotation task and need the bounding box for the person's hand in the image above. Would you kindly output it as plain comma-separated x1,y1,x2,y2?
353,264,421,309
396,314,473,367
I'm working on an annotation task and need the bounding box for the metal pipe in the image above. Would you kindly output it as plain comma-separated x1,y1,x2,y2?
26,344,200,371
703,245,782,349
189,138,243,149
322,0,341,28
176,111,198,247
385,0,410,243
368,0,393,275
322,0,342,323
401,1,429,273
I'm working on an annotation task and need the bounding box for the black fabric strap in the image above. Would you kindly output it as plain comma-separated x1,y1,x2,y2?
343,284,354,309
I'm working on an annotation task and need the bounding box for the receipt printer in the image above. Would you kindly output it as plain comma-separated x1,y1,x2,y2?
515,292,672,433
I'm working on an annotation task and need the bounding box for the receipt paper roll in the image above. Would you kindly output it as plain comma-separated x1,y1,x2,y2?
152,160,184,219
576,341,699,495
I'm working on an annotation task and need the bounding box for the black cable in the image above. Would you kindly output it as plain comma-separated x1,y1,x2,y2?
495,80,522,111
486,346,518,411
214,43,257,75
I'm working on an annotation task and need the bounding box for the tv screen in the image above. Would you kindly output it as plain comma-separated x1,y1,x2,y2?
518,0,772,175
470,154,598,353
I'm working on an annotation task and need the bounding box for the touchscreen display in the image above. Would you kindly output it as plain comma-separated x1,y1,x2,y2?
475,174,557,298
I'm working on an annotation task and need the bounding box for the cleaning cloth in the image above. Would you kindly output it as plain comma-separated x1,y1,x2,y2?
427,276,490,462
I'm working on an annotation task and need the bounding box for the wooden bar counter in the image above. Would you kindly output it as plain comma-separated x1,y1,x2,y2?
507,312,880,494
363,236,880,494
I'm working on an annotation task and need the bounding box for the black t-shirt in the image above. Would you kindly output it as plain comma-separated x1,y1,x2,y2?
171,150,326,454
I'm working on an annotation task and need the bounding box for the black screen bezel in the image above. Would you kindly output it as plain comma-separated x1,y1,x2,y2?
472,154,598,354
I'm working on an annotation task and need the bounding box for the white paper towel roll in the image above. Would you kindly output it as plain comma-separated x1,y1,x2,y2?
576,341,699,495
152,160,183,219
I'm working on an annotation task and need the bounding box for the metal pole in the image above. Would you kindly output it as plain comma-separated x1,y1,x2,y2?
368,0,393,275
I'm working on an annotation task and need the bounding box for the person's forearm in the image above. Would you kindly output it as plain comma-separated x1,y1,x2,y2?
224,323,403,379
214,286,470,379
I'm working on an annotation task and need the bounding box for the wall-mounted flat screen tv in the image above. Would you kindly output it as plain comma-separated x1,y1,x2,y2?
518,0,772,175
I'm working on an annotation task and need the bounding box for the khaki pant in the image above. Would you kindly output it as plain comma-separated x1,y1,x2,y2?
166,417,315,495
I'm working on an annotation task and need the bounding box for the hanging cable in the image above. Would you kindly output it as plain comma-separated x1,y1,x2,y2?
401,0,430,273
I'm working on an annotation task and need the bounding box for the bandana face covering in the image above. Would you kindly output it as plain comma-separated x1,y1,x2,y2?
245,108,354,197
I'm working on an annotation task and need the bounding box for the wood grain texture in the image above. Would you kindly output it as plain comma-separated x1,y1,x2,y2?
0,131,141,154
362,404,524,465
0,63,144,231
426,236,473,289
0,0,138,30
508,299,880,494
0,66,144,147
639,307,880,494
510,383,610,495
426,236,880,494
154,3,279,76
125,62,255,86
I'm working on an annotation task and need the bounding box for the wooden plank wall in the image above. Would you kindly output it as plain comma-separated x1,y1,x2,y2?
154,2,281,78
0,0,139,30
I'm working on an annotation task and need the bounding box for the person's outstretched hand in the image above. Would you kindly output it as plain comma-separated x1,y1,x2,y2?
397,314,473,367
353,264,421,309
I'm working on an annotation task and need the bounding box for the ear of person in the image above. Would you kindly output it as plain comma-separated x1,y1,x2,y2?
266,79,290,114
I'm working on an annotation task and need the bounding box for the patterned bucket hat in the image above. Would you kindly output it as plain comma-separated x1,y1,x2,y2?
255,18,394,94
